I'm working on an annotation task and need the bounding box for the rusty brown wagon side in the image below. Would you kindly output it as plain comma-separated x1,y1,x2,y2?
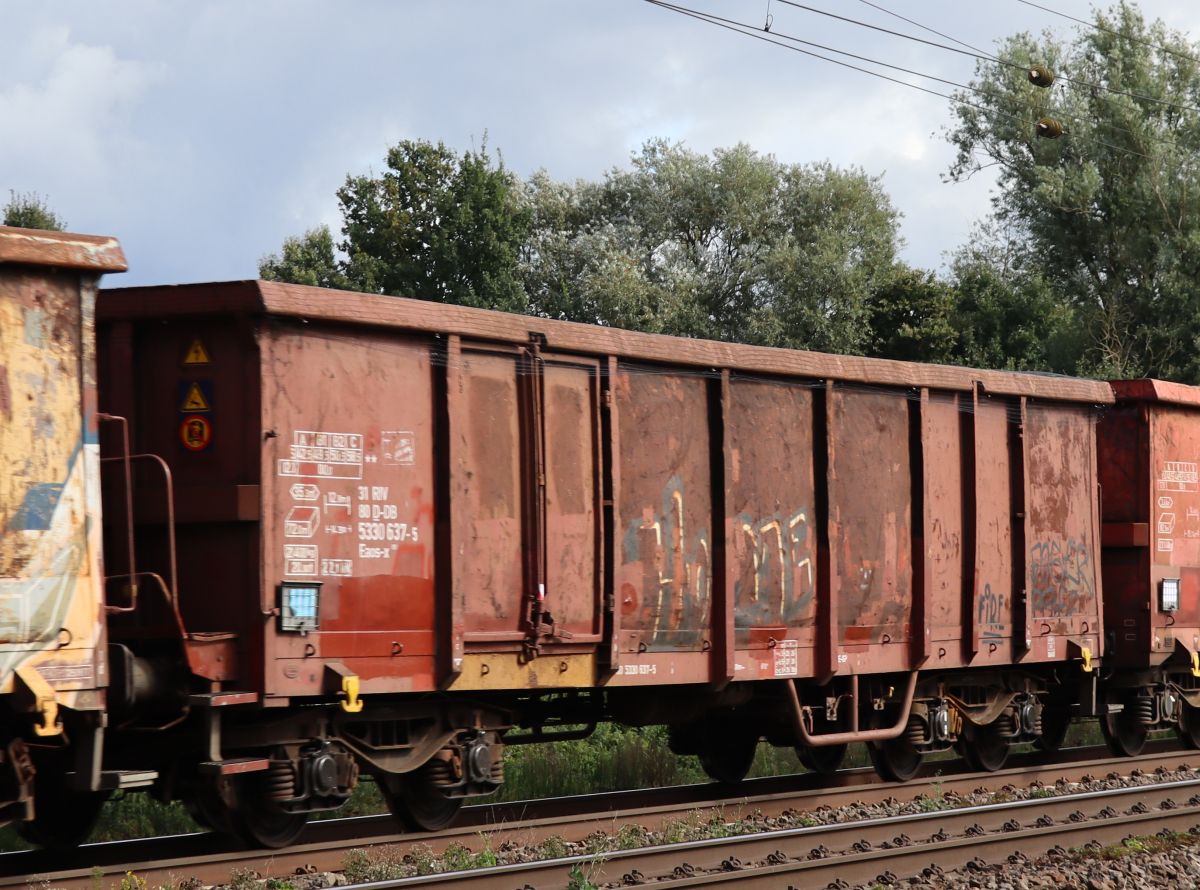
94,278,1112,838
1099,379,1200,755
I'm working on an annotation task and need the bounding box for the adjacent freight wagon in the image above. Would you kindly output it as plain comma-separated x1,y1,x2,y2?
1099,380,1200,754
5,224,1200,852
0,228,129,844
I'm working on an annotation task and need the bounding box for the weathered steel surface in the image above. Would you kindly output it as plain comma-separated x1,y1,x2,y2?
727,378,816,661
923,393,965,643
827,387,912,652
614,367,713,655
1025,405,1102,645
451,348,524,641
0,260,112,711
0,225,126,273
972,397,1015,652
830,386,912,671
542,359,602,640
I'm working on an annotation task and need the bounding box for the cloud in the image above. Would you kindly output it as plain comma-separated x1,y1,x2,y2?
0,26,160,211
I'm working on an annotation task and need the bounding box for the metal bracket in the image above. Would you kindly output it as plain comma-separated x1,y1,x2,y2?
15,666,62,737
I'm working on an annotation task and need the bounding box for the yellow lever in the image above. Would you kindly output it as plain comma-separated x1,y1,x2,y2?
1191,651,1200,678
1080,646,1093,673
340,674,363,713
16,666,62,737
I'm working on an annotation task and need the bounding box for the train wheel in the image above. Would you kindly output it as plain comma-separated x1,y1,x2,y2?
384,762,464,833
867,710,923,782
1035,702,1071,752
183,779,236,835
957,722,1009,772
230,775,308,849
796,743,847,775
18,786,110,849
1178,705,1200,750
1100,709,1148,757
17,751,110,849
696,726,758,784
231,797,308,849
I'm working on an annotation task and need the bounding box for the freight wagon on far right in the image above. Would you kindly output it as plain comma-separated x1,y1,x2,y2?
1099,379,1200,755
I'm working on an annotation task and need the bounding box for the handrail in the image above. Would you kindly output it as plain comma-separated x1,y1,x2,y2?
99,452,179,604
787,671,920,747
97,413,136,586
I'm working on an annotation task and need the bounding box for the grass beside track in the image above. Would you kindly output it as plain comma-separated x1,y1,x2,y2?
0,720,1110,852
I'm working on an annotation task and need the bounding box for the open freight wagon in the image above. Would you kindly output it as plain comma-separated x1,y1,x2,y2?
93,279,1110,843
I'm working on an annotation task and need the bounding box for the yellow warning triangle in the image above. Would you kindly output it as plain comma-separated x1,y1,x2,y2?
180,383,210,412
183,339,211,365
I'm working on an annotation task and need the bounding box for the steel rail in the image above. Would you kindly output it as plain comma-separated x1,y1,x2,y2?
351,778,1200,888
7,743,1196,888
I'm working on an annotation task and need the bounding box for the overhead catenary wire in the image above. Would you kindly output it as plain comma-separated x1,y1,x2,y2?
856,0,993,58
643,2,1025,120
847,0,1188,153
766,1,1177,155
643,0,1156,161
1014,0,1200,67
775,0,1200,117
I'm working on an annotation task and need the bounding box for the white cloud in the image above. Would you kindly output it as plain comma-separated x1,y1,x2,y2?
0,27,159,204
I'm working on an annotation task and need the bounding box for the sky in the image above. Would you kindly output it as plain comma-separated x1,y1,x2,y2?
3,0,1199,287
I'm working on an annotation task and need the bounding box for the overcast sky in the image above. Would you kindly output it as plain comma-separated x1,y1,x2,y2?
4,0,1199,287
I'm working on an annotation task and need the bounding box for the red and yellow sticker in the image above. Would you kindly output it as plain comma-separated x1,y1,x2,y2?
180,414,213,451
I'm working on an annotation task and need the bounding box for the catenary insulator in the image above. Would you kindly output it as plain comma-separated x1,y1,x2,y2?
1028,64,1056,88
1036,117,1064,139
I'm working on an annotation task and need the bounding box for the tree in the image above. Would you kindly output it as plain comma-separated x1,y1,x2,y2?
522,141,902,354
947,226,1084,373
3,191,65,231
259,226,348,289
262,138,532,313
866,266,959,364
946,2,1200,380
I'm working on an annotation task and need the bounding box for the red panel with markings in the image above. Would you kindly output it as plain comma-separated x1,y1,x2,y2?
1103,382,1200,669
260,327,438,694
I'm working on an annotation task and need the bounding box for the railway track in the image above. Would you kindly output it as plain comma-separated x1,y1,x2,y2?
386,775,1200,888
6,742,1196,889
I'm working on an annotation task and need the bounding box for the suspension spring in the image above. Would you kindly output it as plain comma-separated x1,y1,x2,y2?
424,757,457,789
993,712,1018,738
266,760,297,801
905,714,928,746
1133,695,1157,725
1029,707,1043,737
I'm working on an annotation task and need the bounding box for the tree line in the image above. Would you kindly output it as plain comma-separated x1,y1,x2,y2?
259,136,1082,376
